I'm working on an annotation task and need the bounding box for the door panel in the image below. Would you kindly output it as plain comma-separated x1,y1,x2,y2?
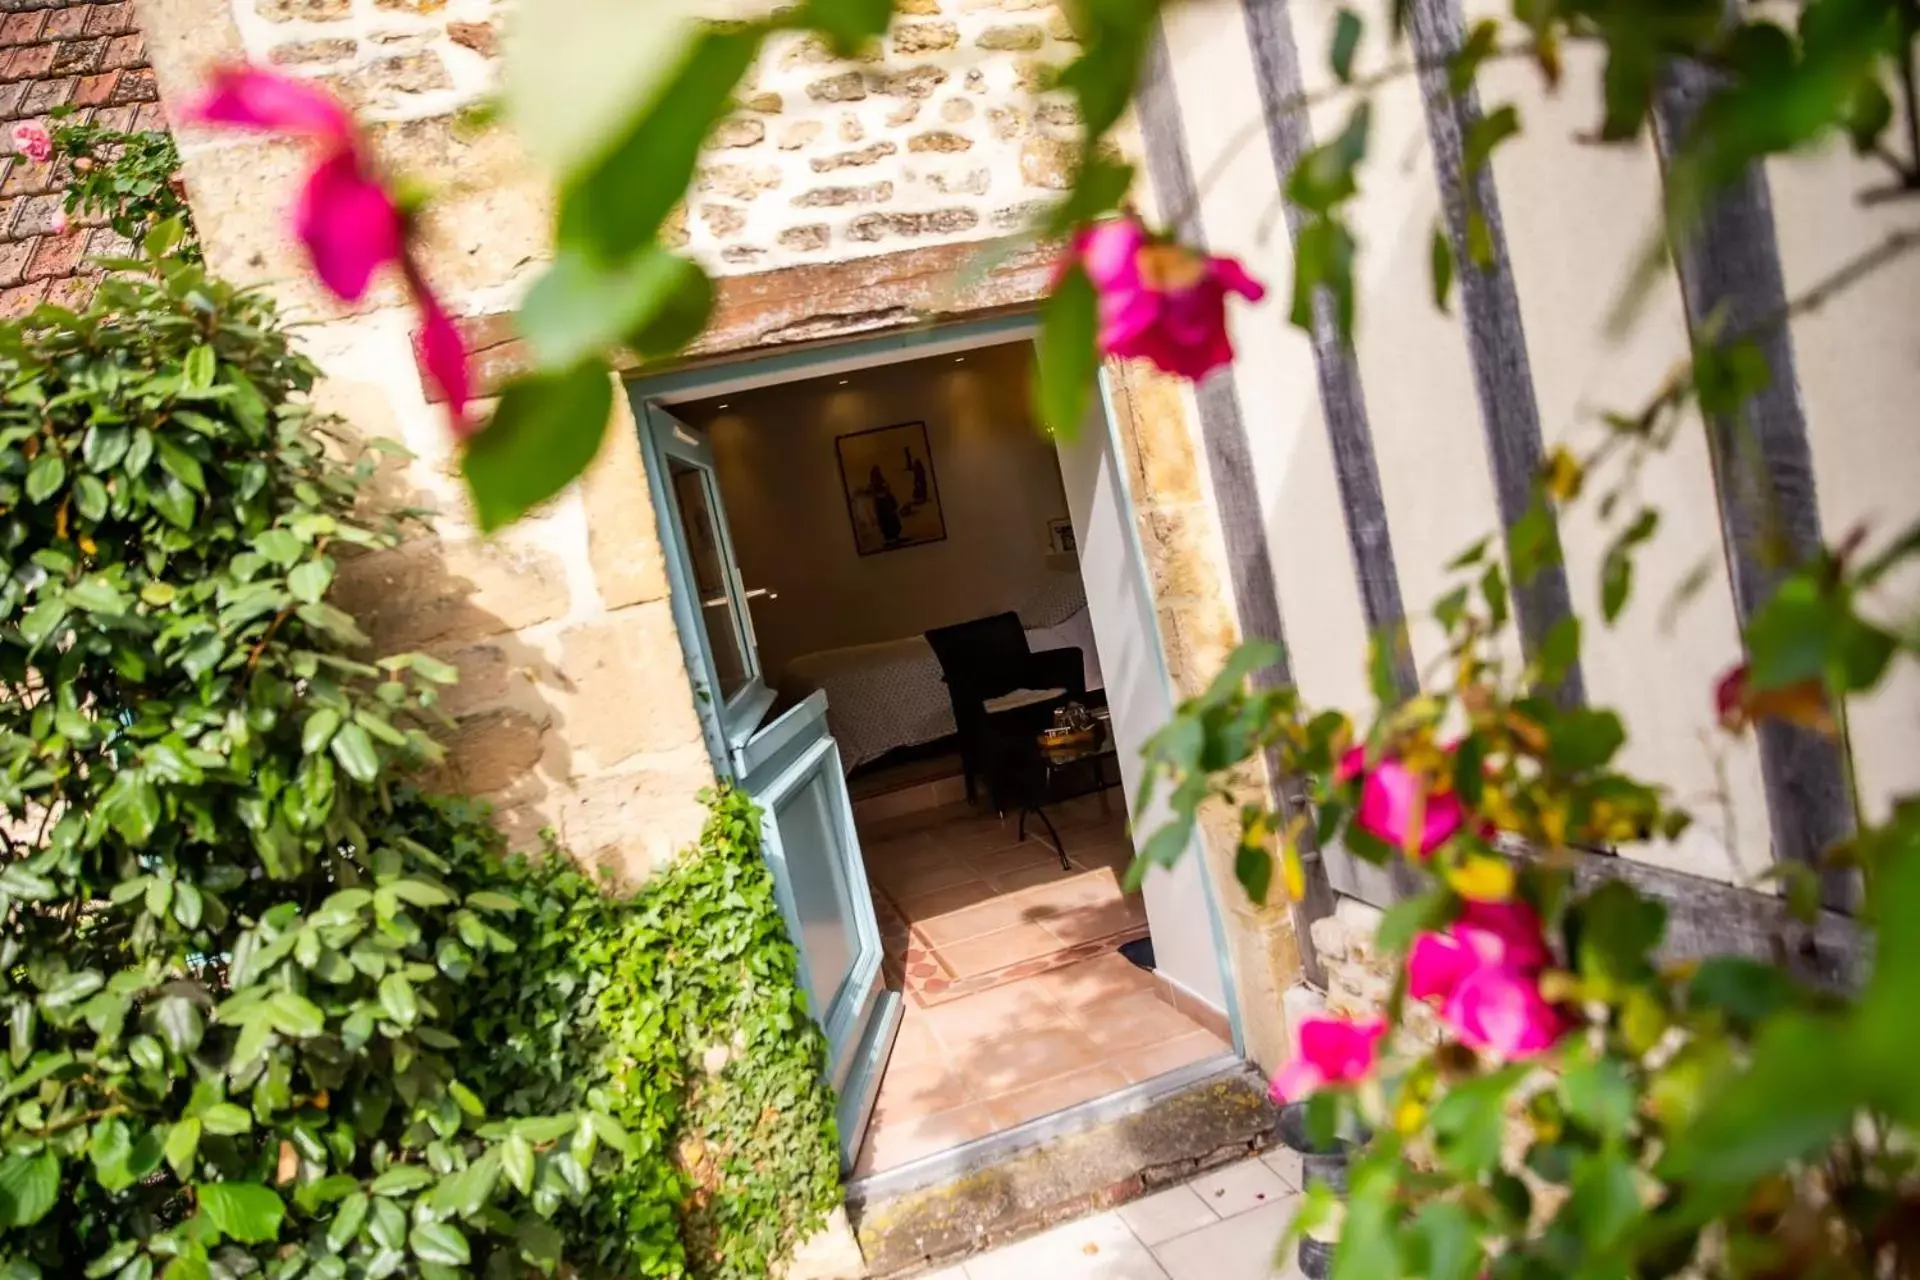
638,401,899,1167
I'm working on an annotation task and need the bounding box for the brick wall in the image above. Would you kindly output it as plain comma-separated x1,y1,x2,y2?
220,0,1085,275
0,0,162,316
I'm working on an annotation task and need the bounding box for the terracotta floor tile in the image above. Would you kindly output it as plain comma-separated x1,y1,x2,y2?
1025,951,1156,1006
983,1063,1130,1129
963,1025,1106,1095
920,979,1064,1052
870,1054,976,1123
1111,1029,1231,1084
853,1100,997,1176
938,921,1064,978
882,859,988,895
914,893,1048,947
890,1008,942,1064
987,859,1091,893
1040,897,1150,945
1076,989,1213,1053
1016,868,1128,914
891,878,1000,920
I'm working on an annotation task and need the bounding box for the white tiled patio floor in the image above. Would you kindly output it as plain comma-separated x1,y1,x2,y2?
913,1150,1307,1280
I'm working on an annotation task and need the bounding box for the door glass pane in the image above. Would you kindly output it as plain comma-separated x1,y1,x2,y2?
670,458,751,703
774,772,859,1020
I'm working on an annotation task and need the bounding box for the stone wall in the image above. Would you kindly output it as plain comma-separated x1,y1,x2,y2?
0,0,163,317
215,0,1085,275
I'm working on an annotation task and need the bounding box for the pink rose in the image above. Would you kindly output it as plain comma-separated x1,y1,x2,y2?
412,287,473,435
1267,1015,1388,1104
1338,747,1466,857
1066,216,1265,381
294,150,404,304
1409,899,1568,1061
190,65,470,435
191,65,352,142
12,121,52,164
50,210,70,237
1443,964,1569,1061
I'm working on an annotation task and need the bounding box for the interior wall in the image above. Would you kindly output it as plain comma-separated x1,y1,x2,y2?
680,344,1072,678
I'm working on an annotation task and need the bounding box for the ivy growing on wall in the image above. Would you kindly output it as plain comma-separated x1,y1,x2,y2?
0,229,838,1279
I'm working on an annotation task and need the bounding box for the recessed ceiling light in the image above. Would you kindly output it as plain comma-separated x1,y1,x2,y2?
955,356,966,362
717,403,730,409
838,379,850,386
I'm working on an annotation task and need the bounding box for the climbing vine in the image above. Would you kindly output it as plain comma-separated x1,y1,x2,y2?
48,112,200,259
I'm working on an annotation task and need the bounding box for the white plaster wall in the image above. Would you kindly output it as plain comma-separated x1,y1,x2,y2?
1148,0,1918,885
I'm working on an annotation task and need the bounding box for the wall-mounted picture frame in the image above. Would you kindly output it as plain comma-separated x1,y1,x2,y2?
1047,517,1077,556
835,420,947,556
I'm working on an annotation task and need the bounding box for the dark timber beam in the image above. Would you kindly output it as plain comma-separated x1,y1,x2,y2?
1137,25,1336,988
1241,0,1422,906
1652,65,1859,912
1406,0,1587,710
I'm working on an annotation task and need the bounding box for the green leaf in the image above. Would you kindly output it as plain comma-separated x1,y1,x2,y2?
464,890,521,914
369,1164,435,1196
1233,843,1272,905
409,1221,471,1267
1329,8,1363,82
802,0,893,52
1430,222,1455,312
378,973,418,1026
0,1151,58,1227
1687,956,1802,1028
502,0,702,180
329,720,381,785
558,26,767,261
388,878,454,907
196,1182,285,1244
25,453,64,504
1430,1066,1527,1177
519,247,713,370
1463,103,1521,176
1564,1150,1642,1249
200,1103,252,1136
1546,708,1625,773
461,361,615,534
1567,880,1665,988
1375,887,1446,955
327,1192,369,1254
184,343,217,391
73,474,108,521
164,1118,202,1178
267,991,326,1038
502,1134,534,1195
1034,263,1098,439
1411,1201,1480,1280
287,558,333,605
1562,1052,1635,1140
156,438,205,493
302,708,341,755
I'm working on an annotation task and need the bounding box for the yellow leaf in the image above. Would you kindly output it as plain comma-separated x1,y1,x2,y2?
1281,839,1306,903
1542,446,1584,503
1445,854,1515,902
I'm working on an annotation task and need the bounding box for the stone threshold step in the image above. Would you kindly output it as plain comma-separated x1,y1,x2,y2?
850,1057,1278,1278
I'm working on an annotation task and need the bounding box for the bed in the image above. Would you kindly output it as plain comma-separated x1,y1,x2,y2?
779,576,1104,774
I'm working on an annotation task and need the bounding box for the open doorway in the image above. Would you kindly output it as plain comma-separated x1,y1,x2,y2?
658,336,1239,1182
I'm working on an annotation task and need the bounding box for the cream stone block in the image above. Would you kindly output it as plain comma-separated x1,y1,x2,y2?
581,394,671,611
557,750,715,888
333,537,571,652
556,605,707,772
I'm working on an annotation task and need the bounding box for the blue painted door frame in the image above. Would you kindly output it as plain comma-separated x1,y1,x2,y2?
639,401,900,1168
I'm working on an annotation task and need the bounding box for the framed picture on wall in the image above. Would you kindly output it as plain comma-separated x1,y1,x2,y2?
835,420,947,556
1047,518,1077,556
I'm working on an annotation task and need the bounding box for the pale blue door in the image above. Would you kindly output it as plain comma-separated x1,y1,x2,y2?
638,402,901,1168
